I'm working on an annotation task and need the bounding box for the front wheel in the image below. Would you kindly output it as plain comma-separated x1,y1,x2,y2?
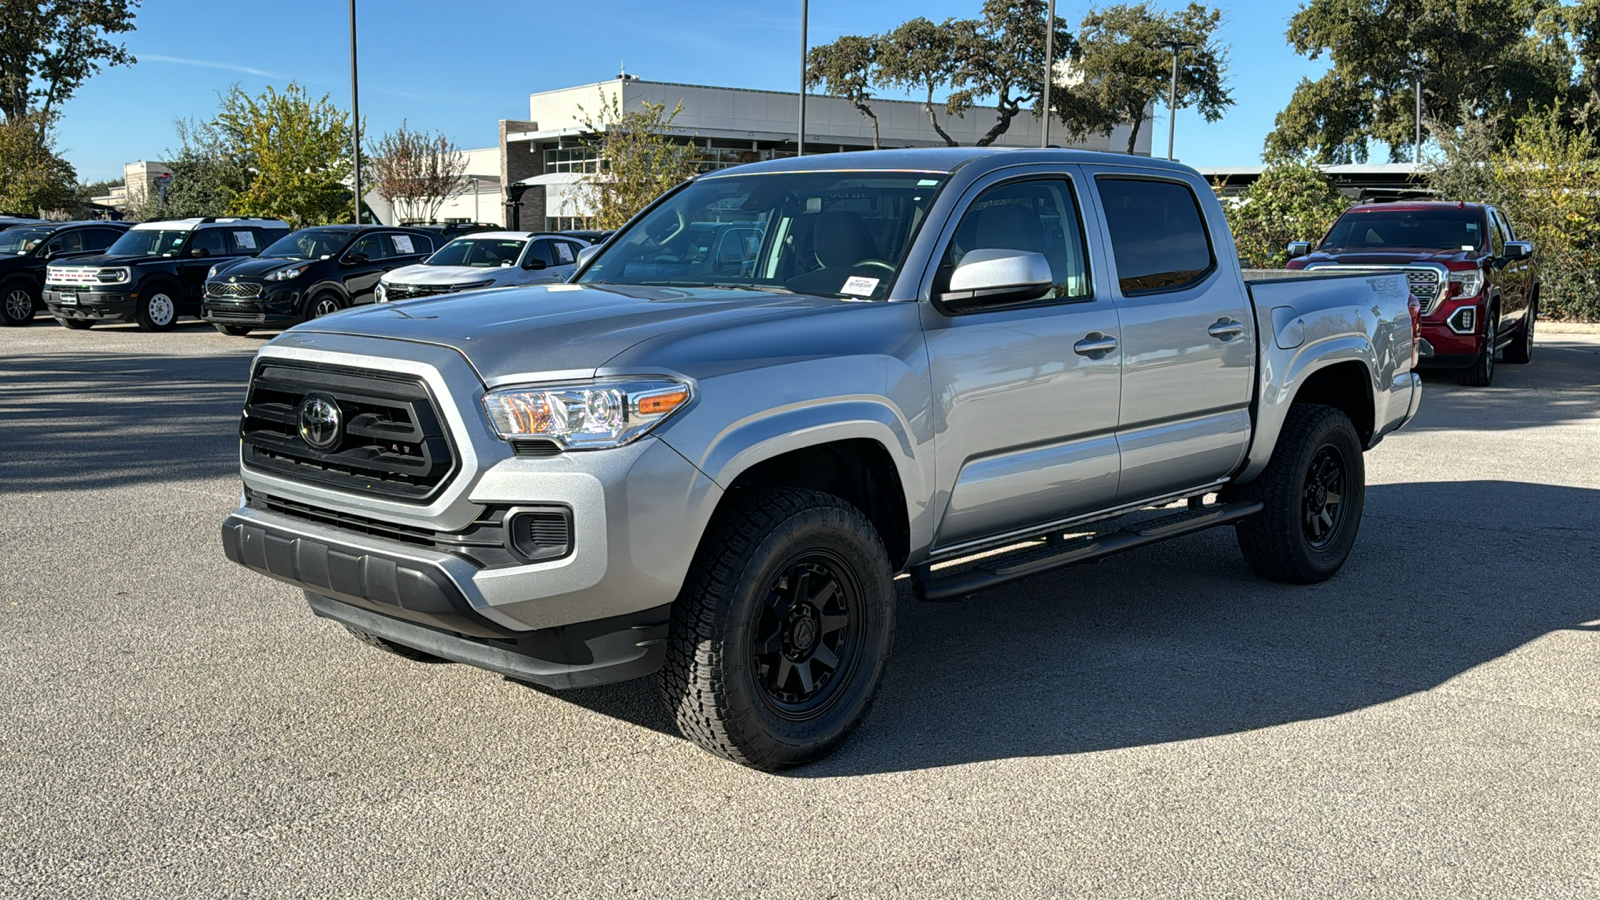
1,279,37,326
1232,403,1366,584
307,293,344,320
659,488,896,771
1502,298,1535,365
58,317,94,330
135,287,180,332
1457,310,1497,386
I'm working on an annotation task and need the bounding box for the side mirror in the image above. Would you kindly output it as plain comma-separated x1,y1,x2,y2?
189,247,210,259
576,244,601,267
521,257,547,270
1503,240,1533,261
935,249,1054,314
344,252,368,265
1286,241,1312,259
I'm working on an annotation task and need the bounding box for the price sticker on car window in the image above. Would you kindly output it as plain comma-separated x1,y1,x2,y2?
233,231,256,250
392,235,414,254
841,275,879,296
554,242,574,263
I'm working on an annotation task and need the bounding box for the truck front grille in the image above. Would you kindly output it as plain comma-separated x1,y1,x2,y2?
1406,270,1441,314
240,361,457,501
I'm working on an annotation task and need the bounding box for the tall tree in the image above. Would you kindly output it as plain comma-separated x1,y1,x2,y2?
369,121,468,222
216,83,353,227
1266,0,1573,163
808,35,882,150
126,117,251,221
0,113,76,215
0,0,139,126
1219,158,1347,268
1059,2,1232,155
876,17,971,147
571,91,700,230
947,0,1077,146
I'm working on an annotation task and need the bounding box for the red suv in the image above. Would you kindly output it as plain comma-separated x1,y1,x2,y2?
1286,201,1538,386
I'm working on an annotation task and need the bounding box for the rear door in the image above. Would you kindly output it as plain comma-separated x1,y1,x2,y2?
1083,168,1256,502
920,167,1124,549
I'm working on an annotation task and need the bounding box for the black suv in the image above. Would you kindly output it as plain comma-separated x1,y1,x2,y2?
43,217,290,331
202,225,439,335
1,221,129,326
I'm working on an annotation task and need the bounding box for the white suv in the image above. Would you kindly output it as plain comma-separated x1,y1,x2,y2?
375,231,589,302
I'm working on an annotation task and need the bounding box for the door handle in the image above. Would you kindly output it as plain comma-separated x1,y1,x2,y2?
1073,333,1118,357
1208,318,1244,340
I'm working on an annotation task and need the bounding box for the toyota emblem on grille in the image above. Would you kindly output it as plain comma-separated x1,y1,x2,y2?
298,395,343,451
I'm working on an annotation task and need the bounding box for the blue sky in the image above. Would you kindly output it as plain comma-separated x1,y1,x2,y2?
54,0,1330,183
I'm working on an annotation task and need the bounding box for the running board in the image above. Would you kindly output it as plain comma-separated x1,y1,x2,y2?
910,499,1264,602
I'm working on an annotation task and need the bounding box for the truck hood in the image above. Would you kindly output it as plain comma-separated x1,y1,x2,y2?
46,253,146,269
381,264,517,286
1299,248,1484,268
288,283,858,384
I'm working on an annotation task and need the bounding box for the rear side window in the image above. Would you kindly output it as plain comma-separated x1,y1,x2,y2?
228,229,260,254
1096,177,1214,295
87,228,122,250
388,233,424,256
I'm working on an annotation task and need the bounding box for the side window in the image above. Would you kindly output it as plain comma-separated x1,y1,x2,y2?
1494,210,1516,242
348,235,387,261
46,231,86,255
942,177,1092,302
550,240,579,265
1095,177,1214,295
190,228,227,257
228,229,260,254
387,233,421,257
87,228,122,251
1487,211,1506,256
525,239,556,267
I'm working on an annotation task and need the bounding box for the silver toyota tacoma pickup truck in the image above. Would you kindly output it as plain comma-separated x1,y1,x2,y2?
222,149,1422,770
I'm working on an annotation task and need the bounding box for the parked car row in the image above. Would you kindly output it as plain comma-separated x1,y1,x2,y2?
3,217,595,336
1286,200,1537,387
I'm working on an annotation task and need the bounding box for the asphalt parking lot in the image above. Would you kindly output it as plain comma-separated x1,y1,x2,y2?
2,319,1597,898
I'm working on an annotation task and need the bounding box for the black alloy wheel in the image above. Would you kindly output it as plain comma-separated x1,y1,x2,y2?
1,280,36,326
1504,297,1536,365
1301,445,1348,550
1458,311,1496,386
310,294,343,319
749,553,860,717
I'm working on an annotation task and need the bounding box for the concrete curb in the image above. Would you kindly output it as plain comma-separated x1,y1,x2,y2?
1540,321,1600,333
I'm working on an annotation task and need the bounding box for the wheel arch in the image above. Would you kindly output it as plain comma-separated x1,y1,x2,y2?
1289,360,1375,446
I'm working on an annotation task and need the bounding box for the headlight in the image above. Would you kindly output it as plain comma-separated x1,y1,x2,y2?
482,379,692,449
95,267,130,284
267,264,309,282
1448,269,1483,299
374,282,388,302
207,266,219,278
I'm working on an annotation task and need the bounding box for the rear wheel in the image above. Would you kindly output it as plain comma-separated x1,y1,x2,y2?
1,278,36,326
213,323,252,336
58,317,93,330
135,286,180,332
1457,309,1497,386
1502,297,1535,365
1233,403,1366,584
660,488,896,771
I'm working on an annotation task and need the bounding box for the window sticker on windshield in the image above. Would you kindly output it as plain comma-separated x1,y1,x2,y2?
392,234,414,254
842,275,879,296
233,231,256,249
553,242,574,263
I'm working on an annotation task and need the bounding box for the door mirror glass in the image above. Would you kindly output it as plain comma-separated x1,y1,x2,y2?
189,246,210,258
1503,240,1533,261
937,249,1054,314
1286,241,1312,259
522,257,547,270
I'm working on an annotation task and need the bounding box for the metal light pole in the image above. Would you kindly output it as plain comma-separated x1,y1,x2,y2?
1162,40,1195,160
350,0,362,223
1041,0,1056,148
798,0,808,157
1409,65,1425,166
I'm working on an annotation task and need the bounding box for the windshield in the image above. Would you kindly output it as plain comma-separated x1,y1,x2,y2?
107,229,189,257
1320,208,1486,252
426,237,527,268
0,227,52,255
577,171,949,300
261,229,351,259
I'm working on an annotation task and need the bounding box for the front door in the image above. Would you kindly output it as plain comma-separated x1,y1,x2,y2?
1084,169,1256,502
922,170,1124,550
340,234,389,304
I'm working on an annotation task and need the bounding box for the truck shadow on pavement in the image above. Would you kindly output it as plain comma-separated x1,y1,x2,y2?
0,351,253,494
551,479,1600,776
1404,338,1600,432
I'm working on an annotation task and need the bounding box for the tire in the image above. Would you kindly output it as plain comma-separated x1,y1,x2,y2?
1232,403,1366,584
659,487,896,771
1,278,37,326
135,284,180,332
213,323,252,336
1502,296,1535,365
307,293,344,320
342,625,447,662
1456,307,1497,386
57,317,93,330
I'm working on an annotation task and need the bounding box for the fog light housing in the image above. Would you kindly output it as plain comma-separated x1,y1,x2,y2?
506,506,572,563
1448,306,1477,335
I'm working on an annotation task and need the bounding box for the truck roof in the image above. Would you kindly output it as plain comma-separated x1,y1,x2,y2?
708,147,1200,179
1344,200,1490,214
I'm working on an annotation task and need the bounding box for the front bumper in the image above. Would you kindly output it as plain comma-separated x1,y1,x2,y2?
203,288,302,326
1415,299,1485,367
43,288,134,322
